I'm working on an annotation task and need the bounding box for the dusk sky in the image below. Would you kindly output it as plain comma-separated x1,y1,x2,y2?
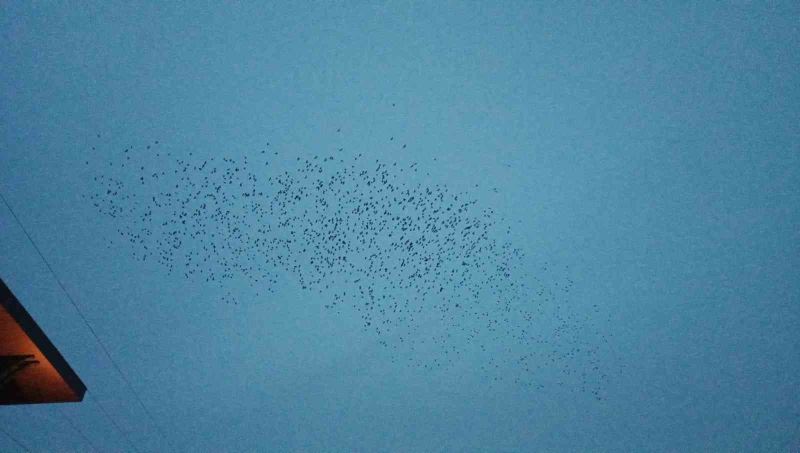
1,2,798,452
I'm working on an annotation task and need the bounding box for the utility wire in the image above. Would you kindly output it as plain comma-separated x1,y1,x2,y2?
0,190,175,453
0,424,31,453
56,406,98,453
88,391,141,453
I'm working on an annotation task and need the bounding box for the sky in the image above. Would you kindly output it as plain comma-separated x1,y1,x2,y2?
1,1,799,452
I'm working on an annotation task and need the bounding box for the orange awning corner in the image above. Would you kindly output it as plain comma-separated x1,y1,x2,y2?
0,278,86,404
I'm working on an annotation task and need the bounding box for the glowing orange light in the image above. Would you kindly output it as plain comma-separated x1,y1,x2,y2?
1,279,86,404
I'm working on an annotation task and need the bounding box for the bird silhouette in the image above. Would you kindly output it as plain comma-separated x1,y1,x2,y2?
86,126,609,399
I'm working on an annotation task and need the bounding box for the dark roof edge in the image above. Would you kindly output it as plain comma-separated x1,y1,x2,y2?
0,278,87,400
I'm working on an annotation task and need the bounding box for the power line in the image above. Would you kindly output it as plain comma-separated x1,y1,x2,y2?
88,391,141,453
0,424,31,453
56,406,99,453
0,190,176,453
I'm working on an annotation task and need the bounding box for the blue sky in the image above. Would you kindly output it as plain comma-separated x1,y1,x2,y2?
1,2,798,452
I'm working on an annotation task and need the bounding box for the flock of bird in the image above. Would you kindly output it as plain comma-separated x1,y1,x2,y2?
87,125,608,398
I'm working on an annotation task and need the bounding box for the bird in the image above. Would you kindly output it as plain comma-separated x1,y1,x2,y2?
86,126,607,398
